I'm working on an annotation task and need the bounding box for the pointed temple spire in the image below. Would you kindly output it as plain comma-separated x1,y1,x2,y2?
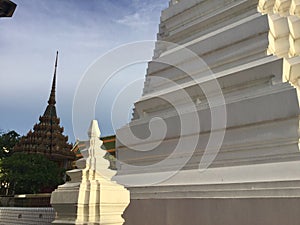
48,51,58,106
43,51,59,117
14,51,75,170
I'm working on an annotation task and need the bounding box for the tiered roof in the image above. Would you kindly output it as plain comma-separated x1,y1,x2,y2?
14,52,75,168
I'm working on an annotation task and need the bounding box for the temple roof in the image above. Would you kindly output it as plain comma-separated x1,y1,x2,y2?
43,51,58,118
14,52,75,164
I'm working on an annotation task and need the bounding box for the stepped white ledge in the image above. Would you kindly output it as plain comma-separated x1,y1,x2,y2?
283,56,300,86
130,160,300,187
290,0,300,15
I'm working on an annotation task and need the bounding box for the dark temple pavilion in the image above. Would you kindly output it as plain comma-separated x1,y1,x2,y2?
14,52,75,169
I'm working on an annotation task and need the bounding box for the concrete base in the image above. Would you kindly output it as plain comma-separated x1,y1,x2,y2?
124,198,300,225
50,169,81,225
0,207,55,225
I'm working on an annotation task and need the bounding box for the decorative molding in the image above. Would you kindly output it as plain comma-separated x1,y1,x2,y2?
258,0,300,89
115,161,300,199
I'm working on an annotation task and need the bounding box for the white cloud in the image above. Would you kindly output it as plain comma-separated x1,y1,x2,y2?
116,12,149,28
115,1,167,29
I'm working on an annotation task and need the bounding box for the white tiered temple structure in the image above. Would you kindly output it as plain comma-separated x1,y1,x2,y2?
51,121,129,225
114,0,300,224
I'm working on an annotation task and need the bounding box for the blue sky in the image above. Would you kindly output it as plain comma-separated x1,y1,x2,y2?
0,0,169,142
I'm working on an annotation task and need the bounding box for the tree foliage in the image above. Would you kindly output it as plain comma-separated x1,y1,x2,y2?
0,153,64,195
0,130,20,158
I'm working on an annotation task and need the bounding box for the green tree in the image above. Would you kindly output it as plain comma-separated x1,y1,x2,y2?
0,130,20,158
0,153,64,195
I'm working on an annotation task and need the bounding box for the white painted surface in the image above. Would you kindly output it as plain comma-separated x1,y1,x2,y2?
258,0,300,88
51,120,129,225
115,0,300,200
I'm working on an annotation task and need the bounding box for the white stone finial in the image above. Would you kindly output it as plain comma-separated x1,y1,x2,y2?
88,120,101,138
76,120,129,225
51,120,129,225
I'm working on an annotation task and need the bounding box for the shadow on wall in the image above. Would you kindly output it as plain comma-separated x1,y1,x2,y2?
123,198,300,225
